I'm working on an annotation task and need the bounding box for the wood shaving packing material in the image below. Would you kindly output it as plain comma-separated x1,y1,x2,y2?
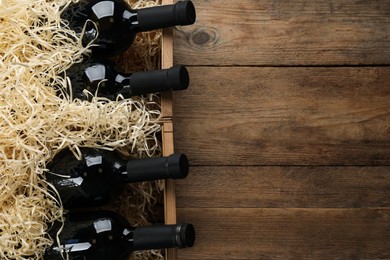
0,0,164,259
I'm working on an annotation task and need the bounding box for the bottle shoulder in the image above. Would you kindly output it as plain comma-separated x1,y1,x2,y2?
48,211,133,259
48,148,127,177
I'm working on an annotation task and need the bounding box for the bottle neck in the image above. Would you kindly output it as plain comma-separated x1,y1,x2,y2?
131,224,195,250
72,61,189,100
117,66,189,99
125,154,189,183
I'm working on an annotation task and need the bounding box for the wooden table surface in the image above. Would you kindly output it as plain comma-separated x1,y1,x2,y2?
171,0,390,259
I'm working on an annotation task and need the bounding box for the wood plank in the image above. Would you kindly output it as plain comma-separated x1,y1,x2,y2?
176,208,390,259
173,67,390,165
162,0,177,258
176,166,390,208
174,0,390,66
162,27,177,227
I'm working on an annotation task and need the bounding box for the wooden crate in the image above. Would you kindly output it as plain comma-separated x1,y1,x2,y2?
160,0,178,259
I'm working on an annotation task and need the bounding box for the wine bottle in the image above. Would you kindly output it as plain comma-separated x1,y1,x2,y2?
62,0,196,56
62,58,189,101
43,210,195,259
46,148,189,208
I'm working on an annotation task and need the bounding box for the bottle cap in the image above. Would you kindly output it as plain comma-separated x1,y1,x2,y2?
167,153,189,179
177,223,196,248
167,65,189,91
137,1,196,31
174,1,196,26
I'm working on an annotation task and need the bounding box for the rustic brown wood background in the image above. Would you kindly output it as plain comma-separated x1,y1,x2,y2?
171,0,390,259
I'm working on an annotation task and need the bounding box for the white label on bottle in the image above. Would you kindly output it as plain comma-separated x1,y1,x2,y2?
94,219,112,233
53,242,92,252
115,74,127,85
113,161,122,170
123,10,137,20
85,155,103,167
57,177,84,187
122,229,130,236
85,65,106,82
92,1,114,19
69,177,83,186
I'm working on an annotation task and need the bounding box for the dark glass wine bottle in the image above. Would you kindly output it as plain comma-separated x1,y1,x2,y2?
43,210,195,260
62,0,196,56
62,58,189,101
46,148,189,208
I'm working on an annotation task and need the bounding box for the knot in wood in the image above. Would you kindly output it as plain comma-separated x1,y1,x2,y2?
189,27,219,48
193,31,211,45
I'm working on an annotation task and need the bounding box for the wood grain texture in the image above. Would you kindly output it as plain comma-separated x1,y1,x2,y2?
171,1,390,259
176,166,390,208
162,1,177,259
176,208,390,259
173,0,390,66
173,66,390,166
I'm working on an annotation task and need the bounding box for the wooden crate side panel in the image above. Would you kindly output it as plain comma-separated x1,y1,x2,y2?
161,1,177,260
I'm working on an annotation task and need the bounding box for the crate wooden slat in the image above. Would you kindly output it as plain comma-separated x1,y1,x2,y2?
161,0,177,259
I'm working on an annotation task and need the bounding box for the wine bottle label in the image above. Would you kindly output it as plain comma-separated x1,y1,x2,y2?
57,177,84,186
84,65,106,82
93,219,113,234
53,242,92,252
85,154,103,167
91,1,115,19
115,74,130,87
